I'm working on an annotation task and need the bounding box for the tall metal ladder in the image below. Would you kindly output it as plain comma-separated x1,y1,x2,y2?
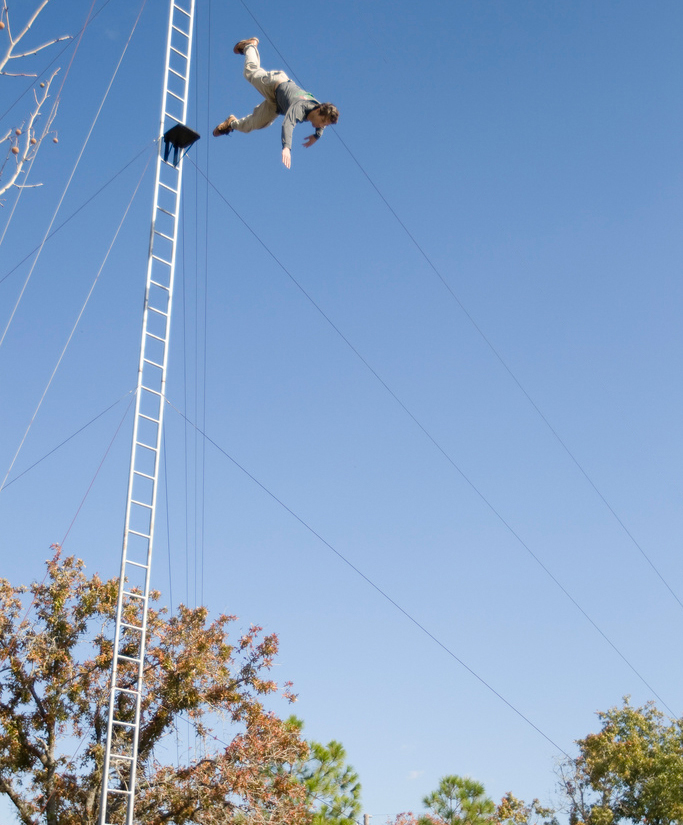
99,1,197,823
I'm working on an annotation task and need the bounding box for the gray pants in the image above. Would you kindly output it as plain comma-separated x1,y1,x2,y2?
232,45,288,133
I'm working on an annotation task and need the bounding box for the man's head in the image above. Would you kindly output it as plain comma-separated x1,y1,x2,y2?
309,103,339,128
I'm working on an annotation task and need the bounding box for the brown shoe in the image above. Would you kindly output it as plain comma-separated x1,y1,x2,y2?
233,37,259,55
213,115,237,137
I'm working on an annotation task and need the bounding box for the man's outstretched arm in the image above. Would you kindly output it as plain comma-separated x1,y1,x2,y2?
282,147,291,168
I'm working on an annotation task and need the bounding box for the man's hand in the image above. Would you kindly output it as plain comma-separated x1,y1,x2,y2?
302,134,318,148
282,147,291,169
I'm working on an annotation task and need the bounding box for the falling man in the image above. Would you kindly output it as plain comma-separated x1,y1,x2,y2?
213,38,340,169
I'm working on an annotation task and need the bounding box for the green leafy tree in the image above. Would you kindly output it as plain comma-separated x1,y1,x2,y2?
0,551,312,825
420,775,496,825
297,737,361,825
279,719,361,825
558,697,683,825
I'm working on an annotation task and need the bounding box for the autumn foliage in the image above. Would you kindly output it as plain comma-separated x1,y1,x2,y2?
0,552,311,825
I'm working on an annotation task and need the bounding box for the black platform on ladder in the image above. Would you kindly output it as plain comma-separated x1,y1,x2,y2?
163,124,200,166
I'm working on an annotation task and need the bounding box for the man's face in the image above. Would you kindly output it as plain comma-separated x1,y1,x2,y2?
309,110,332,128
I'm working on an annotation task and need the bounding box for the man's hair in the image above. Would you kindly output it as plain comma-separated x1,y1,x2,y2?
316,103,339,124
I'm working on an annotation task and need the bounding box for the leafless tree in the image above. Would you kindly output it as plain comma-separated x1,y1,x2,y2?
0,0,71,200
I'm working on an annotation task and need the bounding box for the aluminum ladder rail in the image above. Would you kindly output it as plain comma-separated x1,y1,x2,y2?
99,0,196,823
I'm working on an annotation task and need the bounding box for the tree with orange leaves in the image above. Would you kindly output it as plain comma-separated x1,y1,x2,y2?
0,551,312,825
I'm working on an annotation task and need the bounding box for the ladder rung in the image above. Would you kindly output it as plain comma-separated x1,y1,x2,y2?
172,25,189,38
131,498,153,510
111,753,135,762
148,307,169,319
163,113,183,125
139,412,161,423
134,437,155,449
134,468,156,479
122,586,147,598
117,654,142,664
139,387,162,400
120,622,143,631
168,67,185,79
106,788,133,796
143,358,163,370
152,254,172,267
174,4,191,17
170,46,188,59
126,556,149,568
156,205,175,217
127,527,151,540
114,684,140,695
167,90,184,103
149,279,170,290
145,331,165,343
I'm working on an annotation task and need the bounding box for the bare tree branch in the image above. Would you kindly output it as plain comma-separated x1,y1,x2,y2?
0,0,71,73
0,0,69,201
0,68,58,200
0,773,40,825
6,34,72,65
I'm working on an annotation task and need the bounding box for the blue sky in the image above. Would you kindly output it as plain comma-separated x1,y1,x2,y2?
1,0,682,821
